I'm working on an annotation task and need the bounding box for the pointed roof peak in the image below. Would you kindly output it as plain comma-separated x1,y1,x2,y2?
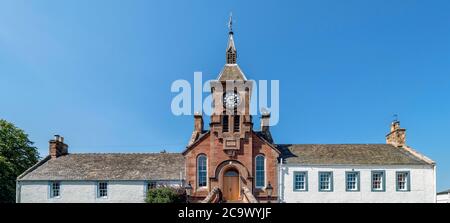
227,32,236,51
226,13,237,64
217,14,246,80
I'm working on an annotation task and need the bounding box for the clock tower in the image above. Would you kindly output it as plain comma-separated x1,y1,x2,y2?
183,16,280,203
209,26,254,158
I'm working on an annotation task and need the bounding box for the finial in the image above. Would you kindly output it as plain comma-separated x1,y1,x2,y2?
228,12,233,34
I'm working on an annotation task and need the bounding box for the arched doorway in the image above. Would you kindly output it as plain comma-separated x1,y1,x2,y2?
223,169,240,201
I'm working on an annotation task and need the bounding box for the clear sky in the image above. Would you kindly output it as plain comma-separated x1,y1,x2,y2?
0,0,449,191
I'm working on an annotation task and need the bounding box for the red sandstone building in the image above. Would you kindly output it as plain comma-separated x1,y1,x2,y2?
182,26,279,202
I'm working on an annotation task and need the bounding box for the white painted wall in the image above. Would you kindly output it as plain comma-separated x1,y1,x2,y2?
437,192,449,203
279,165,435,203
17,180,182,203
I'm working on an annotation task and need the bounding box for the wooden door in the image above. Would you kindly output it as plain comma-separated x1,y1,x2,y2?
223,170,239,201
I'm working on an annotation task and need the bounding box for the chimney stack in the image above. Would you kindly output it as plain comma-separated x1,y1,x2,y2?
261,111,271,132
386,121,406,147
194,112,204,133
49,134,68,159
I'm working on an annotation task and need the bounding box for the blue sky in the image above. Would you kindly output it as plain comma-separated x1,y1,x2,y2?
0,0,449,191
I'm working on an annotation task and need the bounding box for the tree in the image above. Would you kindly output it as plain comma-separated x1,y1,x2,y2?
145,186,186,203
0,119,39,203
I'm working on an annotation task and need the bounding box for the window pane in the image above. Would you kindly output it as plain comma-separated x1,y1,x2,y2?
255,155,265,187
397,172,408,191
51,182,60,197
346,172,358,191
294,173,306,190
372,172,384,190
319,172,331,191
198,156,207,187
98,182,108,197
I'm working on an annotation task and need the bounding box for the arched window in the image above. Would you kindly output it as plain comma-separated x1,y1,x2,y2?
197,155,207,187
255,155,265,188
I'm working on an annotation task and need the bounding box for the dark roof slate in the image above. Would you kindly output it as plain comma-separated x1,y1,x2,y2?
18,153,185,181
278,144,430,165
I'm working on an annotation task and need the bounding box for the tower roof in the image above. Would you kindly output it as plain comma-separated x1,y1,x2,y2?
217,64,247,81
227,31,236,53
218,14,247,81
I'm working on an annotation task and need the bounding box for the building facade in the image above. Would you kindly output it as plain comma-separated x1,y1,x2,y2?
280,165,435,203
16,149,184,203
16,22,436,203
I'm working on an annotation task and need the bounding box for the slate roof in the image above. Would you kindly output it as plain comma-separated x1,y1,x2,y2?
19,143,432,181
277,144,431,165
18,153,185,181
255,131,274,144
217,64,247,81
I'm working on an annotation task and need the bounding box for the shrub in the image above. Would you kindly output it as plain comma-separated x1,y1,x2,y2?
145,186,186,203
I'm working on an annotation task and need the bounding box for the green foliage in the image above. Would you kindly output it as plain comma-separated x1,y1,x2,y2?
0,119,39,203
145,186,186,203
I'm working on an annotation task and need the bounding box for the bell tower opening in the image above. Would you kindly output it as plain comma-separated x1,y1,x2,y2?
222,112,229,132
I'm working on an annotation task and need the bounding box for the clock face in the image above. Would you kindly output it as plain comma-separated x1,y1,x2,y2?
223,92,240,109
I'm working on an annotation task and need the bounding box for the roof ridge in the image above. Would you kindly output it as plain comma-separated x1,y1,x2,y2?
68,152,183,155
277,143,389,146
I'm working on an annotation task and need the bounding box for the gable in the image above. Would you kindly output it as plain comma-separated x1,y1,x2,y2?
252,132,281,155
182,132,210,155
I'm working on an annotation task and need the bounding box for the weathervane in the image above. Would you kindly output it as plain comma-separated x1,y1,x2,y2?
228,12,233,33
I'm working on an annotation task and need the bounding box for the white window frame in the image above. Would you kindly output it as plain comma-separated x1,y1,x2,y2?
49,181,61,199
396,171,410,192
345,171,360,192
97,181,108,198
293,171,308,191
318,172,333,192
371,171,386,192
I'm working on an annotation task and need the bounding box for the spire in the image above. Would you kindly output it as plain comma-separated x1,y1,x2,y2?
226,13,237,64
